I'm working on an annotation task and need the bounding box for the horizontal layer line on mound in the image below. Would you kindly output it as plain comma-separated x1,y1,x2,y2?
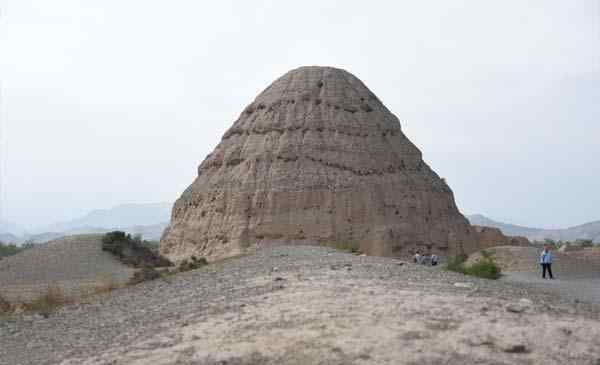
222,125,402,140
200,154,447,180
242,97,376,117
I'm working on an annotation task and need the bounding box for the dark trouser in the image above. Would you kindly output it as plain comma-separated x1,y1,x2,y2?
541,263,553,279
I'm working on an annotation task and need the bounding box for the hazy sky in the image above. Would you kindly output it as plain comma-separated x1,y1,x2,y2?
0,0,599,229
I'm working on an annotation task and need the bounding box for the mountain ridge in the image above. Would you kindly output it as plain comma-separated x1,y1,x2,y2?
467,214,600,243
0,203,172,244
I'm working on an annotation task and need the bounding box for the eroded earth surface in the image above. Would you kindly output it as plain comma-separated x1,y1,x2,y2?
1,246,600,365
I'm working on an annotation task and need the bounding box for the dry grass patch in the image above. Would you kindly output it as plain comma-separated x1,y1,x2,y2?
334,241,361,254
1,277,124,317
91,276,122,295
22,285,74,317
0,292,12,313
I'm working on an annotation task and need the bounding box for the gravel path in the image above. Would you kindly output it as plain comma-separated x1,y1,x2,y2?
1,246,600,365
470,246,600,305
502,274,600,305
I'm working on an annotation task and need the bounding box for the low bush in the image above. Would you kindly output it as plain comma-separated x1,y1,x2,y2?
446,250,501,280
102,231,172,269
178,256,209,273
129,267,161,285
334,241,361,254
141,240,160,252
0,242,21,259
25,286,73,317
445,254,468,274
0,293,12,313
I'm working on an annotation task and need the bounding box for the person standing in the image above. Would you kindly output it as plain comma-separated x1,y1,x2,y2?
540,245,554,279
413,251,421,264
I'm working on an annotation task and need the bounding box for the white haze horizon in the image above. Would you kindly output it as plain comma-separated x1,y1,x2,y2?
1,1,599,230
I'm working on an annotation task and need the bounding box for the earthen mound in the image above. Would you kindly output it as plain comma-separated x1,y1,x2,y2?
472,225,530,249
161,66,478,262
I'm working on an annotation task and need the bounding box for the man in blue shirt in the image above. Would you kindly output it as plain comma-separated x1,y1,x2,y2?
540,245,554,279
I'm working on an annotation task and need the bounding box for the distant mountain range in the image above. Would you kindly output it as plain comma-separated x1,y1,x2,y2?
40,202,172,233
0,203,172,244
467,214,600,243
0,220,26,236
4,205,598,245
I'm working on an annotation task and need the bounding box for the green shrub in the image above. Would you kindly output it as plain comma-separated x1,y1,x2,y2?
334,241,361,254
102,231,172,268
0,242,22,258
141,240,160,250
178,256,208,272
446,250,501,280
575,239,594,248
128,267,161,285
464,259,501,279
445,254,468,274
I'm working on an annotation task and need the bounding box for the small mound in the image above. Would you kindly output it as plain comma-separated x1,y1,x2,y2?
0,234,137,302
561,246,600,263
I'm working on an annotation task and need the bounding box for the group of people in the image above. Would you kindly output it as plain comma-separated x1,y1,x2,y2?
413,251,438,266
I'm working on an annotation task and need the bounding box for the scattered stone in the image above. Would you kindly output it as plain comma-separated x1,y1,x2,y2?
519,298,533,306
503,344,529,354
466,336,495,347
505,299,532,314
2,245,600,365
560,328,572,336
454,282,475,289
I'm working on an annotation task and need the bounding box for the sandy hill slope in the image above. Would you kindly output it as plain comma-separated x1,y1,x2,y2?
1,246,599,365
0,234,136,302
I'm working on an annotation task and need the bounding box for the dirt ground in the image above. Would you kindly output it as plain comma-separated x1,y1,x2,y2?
3,246,598,365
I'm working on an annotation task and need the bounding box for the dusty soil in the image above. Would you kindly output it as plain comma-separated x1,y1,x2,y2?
0,235,136,302
468,246,600,304
1,246,600,365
